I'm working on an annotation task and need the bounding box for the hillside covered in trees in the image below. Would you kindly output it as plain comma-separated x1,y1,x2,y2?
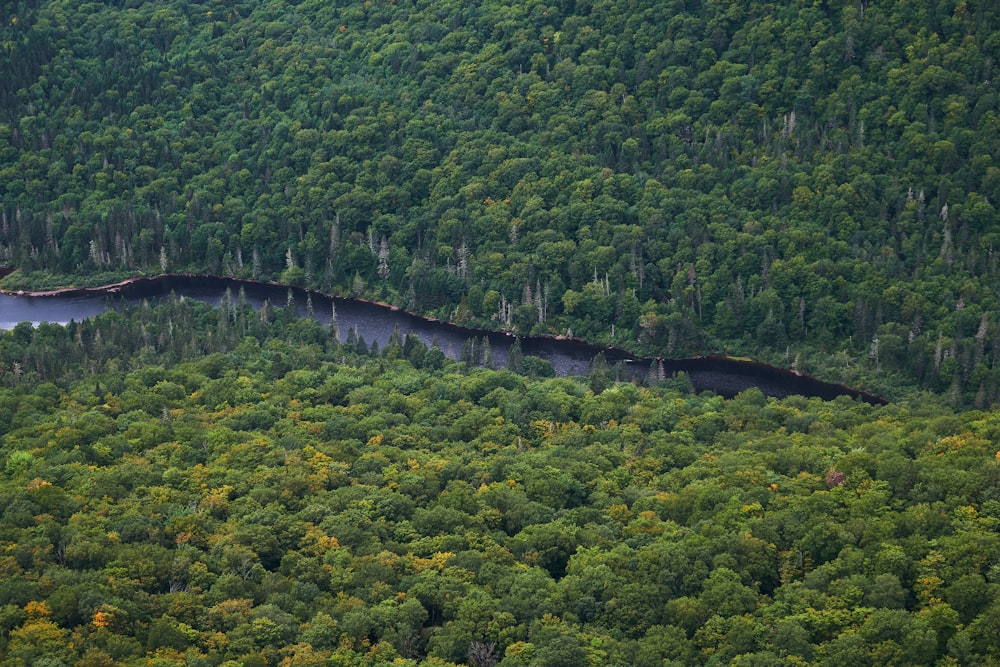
3,1,1000,662
1,0,999,403
1,299,999,666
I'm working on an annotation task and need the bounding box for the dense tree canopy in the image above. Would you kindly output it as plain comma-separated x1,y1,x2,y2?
0,299,999,665
3,1,1000,660
1,0,999,403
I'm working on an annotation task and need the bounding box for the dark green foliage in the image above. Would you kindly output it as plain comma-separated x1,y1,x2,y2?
1,0,1000,404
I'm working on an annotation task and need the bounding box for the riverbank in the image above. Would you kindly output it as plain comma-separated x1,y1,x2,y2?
1,271,887,405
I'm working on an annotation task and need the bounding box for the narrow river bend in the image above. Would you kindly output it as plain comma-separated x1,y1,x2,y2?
0,274,885,404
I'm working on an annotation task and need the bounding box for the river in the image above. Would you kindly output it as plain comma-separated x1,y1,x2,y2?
0,274,885,404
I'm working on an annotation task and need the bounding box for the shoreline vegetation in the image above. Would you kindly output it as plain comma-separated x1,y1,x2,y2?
0,269,886,404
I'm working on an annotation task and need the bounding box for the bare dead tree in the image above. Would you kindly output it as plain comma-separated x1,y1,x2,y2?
467,641,500,667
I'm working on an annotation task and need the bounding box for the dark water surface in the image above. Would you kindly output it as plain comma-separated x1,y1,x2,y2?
0,275,885,403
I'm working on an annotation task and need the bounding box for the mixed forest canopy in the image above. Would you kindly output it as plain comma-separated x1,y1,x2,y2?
1,0,999,404
0,298,999,666
3,2,1000,662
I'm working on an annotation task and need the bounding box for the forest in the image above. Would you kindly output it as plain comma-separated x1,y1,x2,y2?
3,0,1000,664
1,0,999,403
0,298,999,666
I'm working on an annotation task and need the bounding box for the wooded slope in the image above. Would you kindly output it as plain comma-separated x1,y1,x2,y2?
1,300,999,665
1,0,999,402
